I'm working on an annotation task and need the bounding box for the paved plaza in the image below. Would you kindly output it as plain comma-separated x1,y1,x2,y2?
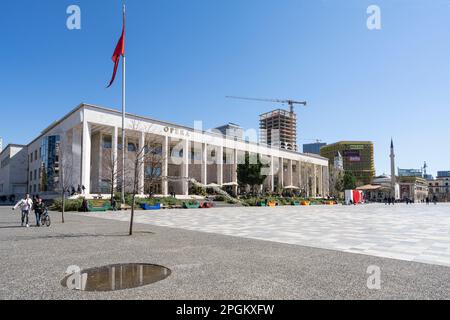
78,203,450,267
1,204,450,299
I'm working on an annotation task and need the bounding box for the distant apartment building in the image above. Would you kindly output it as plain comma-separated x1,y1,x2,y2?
214,123,244,139
398,168,423,177
0,144,28,199
428,171,450,202
320,141,375,186
437,171,450,178
303,142,327,155
260,109,297,151
399,176,429,202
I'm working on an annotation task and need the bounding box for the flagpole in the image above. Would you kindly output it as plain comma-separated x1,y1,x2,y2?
121,4,126,205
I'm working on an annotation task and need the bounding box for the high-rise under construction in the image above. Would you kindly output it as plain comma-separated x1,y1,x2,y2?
259,109,297,151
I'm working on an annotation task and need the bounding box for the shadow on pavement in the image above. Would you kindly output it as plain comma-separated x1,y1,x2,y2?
4,230,156,241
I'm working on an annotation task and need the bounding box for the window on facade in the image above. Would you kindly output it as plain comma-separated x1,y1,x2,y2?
102,135,112,149
34,150,38,161
33,185,36,193
146,145,162,155
30,171,33,181
128,142,137,152
34,170,37,181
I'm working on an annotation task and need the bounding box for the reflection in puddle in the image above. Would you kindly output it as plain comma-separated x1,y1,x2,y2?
61,263,171,292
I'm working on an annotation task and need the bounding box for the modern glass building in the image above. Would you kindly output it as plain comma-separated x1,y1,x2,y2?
39,135,61,193
303,142,327,155
320,141,375,186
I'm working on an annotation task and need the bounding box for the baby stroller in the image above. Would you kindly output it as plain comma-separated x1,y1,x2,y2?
40,208,51,227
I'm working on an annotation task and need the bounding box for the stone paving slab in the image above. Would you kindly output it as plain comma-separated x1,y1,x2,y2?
1,206,450,300
76,203,450,267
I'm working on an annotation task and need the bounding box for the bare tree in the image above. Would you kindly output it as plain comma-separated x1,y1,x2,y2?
57,137,73,223
124,121,162,236
100,148,121,206
143,141,165,196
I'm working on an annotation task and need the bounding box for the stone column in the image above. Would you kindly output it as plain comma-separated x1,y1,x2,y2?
232,148,238,195
182,139,189,196
81,120,91,195
298,161,302,189
161,135,169,196
278,157,284,190
72,126,82,187
108,127,119,190
312,164,317,197
111,127,118,190
201,143,208,185
288,159,293,187
217,146,224,186
138,131,145,195
270,156,275,192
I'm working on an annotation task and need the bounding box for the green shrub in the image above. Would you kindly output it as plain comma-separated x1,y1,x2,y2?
50,198,83,212
190,184,207,196
214,195,226,202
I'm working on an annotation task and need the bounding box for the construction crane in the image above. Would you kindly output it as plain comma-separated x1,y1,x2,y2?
226,96,307,113
300,138,323,143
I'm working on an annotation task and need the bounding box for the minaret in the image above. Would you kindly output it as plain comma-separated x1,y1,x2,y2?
390,139,396,196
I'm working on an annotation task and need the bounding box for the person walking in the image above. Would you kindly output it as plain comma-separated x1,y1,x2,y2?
12,193,33,228
81,198,89,212
111,197,117,211
34,197,46,227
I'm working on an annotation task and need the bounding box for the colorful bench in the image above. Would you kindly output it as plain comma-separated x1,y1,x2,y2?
182,202,201,209
140,203,161,210
87,201,111,212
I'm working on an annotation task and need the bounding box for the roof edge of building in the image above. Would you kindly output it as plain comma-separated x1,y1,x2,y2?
21,102,329,163
0,143,27,158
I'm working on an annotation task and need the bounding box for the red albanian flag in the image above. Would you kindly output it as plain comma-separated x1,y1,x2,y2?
107,12,125,88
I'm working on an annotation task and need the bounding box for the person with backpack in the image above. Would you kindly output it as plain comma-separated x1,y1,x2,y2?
12,193,34,228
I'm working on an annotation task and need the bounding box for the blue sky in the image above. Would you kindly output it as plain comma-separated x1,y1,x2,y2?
1,0,449,176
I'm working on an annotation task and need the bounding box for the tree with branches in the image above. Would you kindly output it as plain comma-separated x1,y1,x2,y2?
124,121,164,235
57,136,74,223
101,147,121,208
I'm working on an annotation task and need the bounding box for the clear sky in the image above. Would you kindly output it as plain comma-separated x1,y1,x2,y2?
1,0,449,176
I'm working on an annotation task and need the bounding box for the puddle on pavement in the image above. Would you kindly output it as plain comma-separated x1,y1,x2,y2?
61,263,171,292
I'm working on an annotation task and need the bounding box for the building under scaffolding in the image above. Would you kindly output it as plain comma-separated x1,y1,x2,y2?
259,109,297,151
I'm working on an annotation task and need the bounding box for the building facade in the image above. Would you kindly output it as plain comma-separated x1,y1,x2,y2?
428,171,450,202
0,144,28,200
2,104,329,199
399,176,429,202
320,141,375,186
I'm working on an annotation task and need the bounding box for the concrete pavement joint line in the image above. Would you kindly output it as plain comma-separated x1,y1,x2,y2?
74,204,450,268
